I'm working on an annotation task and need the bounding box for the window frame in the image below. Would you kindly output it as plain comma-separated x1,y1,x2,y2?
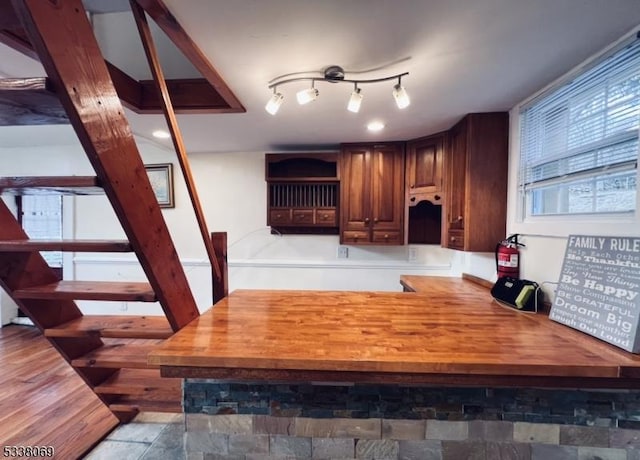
508,28,640,238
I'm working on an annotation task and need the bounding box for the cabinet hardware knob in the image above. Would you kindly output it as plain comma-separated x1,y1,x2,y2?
410,184,415,188
384,234,389,239
373,217,379,224
323,214,328,219
276,214,281,218
457,215,463,221
364,218,370,223
410,197,416,202
451,236,456,242
434,194,441,201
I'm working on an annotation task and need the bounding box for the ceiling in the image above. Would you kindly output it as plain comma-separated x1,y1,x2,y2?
1,0,640,153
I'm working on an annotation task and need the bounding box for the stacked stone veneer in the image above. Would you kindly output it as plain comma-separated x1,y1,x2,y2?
184,381,640,459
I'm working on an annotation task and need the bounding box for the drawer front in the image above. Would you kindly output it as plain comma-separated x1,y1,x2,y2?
269,209,292,225
315,209,337,226
342,230,370,244
372,231,402,245
292,209,314,225
448,229,465,249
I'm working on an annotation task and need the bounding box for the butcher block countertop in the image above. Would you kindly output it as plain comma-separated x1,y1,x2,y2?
149,276,640,387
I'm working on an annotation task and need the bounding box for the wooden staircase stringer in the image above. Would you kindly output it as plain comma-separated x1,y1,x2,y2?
12,0,200,331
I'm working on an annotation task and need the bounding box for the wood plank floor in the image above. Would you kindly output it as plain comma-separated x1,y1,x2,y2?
0,325,119,459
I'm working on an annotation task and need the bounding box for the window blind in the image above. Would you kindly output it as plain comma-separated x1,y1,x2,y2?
21,195,63,267
519,36,640,217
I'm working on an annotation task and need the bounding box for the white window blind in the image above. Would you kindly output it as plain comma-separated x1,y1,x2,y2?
519,36,640,217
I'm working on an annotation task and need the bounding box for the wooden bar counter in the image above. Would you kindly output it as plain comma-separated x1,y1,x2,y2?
149,276,640,387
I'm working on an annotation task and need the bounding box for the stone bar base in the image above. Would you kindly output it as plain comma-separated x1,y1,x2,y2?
183,381,640,458
184,413,640,459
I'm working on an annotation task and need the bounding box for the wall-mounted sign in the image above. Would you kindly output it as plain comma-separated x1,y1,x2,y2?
549,235,640,353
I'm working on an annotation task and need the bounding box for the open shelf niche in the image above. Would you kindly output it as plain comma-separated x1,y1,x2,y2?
265,153,340,235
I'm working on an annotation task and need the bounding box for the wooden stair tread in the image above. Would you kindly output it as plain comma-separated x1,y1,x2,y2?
71,339,165,369
0,77,69,126
45,315,173,339
109,400,182,415
0,176,103,195
94,368,181,396
13,280,157,302
0,239,132,252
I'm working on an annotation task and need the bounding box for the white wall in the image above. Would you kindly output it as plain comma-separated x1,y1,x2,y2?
1,139,489,318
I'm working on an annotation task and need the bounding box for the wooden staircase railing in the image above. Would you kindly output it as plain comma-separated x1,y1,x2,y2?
0,0,231,424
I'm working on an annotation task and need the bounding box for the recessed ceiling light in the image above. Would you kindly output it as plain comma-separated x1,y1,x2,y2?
152,130,170,139
367,121,385,132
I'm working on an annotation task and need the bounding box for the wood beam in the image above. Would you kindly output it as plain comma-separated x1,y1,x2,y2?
0,31,240,114
130,0,222,283
134,0,245,112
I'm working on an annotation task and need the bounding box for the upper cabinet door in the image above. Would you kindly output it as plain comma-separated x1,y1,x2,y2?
370,144,404,236
406,133,444,199
340,146,371,234
446,118,468,232
340,143,405,245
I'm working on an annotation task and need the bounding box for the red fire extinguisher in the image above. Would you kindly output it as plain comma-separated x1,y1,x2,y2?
495,234,524,279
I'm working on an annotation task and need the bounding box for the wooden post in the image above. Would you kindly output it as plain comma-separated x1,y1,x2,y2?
211,232,228,305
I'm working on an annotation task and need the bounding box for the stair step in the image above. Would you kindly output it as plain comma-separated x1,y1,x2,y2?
45,315,173,339
0,176,103,195
0,77,68,126
71,339,164,369
0,239,132,252
109,398,182,416
13,281,157,302
94,368,181,397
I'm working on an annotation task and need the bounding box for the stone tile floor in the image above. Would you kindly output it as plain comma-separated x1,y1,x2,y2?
84,412,187,460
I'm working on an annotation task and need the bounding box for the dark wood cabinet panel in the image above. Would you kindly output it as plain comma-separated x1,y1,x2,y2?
340,147,370,233
340,143,404,245
446,119,467,232
443,113,509,252
406,132,445,204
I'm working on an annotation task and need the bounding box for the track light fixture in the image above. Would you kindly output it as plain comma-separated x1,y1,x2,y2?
265,65,409,115
265,88,284,115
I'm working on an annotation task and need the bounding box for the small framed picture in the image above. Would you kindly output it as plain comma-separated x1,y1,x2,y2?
145,163,174,208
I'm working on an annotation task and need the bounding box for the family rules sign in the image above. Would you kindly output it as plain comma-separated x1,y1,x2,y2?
549,235,640,352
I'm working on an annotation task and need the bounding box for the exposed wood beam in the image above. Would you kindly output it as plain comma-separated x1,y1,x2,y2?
0,29,37,60
140,78,229,113
130,0,222,285
134,0,245,113
0,27,242,114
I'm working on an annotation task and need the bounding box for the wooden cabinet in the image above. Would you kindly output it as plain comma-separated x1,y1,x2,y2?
443,112,509,252
340,143,404,245
406,132,445,206
266,153,340,234
405,132,446,245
